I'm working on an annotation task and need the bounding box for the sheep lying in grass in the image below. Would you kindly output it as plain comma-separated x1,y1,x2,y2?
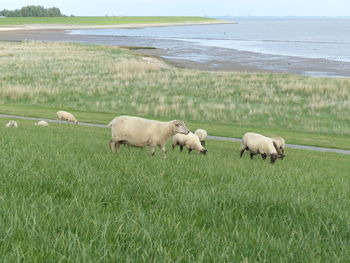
5,120,18,128
271,136,286,159
194,129,208,146
172,132,208,155
108,115,189,159
240,132,280,163
56,111,78,124
35,120,49,126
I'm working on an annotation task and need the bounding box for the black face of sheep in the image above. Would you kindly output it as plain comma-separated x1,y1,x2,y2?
270,153,278,164
200,149,208,155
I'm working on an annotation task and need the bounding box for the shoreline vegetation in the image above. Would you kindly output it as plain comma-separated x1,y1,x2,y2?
0,41,349,149
0,16,232,31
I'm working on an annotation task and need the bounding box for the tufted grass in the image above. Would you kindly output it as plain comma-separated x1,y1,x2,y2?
0,118,350,262
0,41,350,149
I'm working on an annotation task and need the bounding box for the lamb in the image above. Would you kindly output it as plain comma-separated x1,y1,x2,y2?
271,136,286,159
172,132,208,155
240,132,279,163
194,129,208,146
5,120,18,128
35,120,49,126
108,115,190,159
56,111,78,124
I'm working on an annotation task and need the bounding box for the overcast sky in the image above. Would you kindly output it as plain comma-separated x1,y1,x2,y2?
1,0,349,16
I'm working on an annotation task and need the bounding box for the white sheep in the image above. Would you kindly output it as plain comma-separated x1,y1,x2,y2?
35,120,49,126
5,120,18,128
172,132,208,154
108,115,189,159
240,132,279,163
194,129,208,146
271,136,286,159
56,111,78,124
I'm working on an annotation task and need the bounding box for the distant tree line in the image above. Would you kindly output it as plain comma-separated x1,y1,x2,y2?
0,5,65,17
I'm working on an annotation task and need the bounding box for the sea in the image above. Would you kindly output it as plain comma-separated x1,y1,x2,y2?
69,17,350,78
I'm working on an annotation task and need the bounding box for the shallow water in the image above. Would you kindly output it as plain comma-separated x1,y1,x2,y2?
70,17,350,77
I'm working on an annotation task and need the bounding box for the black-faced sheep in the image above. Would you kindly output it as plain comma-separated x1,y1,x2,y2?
172,132,208,154
194,129,208,146
240,132,279,163
271,136,286,159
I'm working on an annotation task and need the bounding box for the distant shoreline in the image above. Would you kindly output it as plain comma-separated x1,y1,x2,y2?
0,22,349,78
0,20,234,31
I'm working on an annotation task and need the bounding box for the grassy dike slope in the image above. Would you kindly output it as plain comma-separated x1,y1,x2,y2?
1,118,350,262
0,16,218,26
0,41,350,149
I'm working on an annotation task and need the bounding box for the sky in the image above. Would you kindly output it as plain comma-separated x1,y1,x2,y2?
1,0,349,17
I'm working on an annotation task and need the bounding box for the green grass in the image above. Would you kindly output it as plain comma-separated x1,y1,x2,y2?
1,118,350,262
2,103,350,150
0,41,349,149
0,16,217,26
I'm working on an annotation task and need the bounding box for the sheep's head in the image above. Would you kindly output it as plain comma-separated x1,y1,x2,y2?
270,153,278,164
173,120,189,135
200,148,208,155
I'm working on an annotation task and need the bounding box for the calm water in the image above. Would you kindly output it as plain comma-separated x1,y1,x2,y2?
70,17,350,77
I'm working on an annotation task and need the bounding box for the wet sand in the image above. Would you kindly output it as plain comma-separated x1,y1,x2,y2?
1,29,350,77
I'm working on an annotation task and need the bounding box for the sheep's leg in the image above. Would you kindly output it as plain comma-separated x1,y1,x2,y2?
240,146,248,158
160,145,167,159
250,152,255,160
149,147,156,157
109,140,120,153
180,145,184,152
109,140,115,152
114,142,120,153
188,148,192,154
172,144,176,150
261,153,267,160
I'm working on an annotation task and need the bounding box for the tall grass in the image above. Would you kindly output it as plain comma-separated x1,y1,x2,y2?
0,119,350,262
0,41,350,136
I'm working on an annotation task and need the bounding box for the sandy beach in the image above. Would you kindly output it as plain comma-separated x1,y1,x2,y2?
0,20,233,31
0,24,350,77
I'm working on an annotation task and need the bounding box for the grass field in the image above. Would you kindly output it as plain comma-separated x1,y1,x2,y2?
0,16,217,26
1,118,350,262
0,41,350,149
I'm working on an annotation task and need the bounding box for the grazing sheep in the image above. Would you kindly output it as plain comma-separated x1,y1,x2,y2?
194,129,208,146
108,115,190,159
271,136,286,159
5,120,18,128
172,132,208,155
35,120,49,127
240,132,279,163
56,111,78,124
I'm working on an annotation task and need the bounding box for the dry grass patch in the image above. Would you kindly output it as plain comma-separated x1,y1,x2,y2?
0,41,350,136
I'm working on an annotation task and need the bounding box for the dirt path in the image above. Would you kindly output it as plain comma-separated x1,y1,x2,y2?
1,113,349,155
